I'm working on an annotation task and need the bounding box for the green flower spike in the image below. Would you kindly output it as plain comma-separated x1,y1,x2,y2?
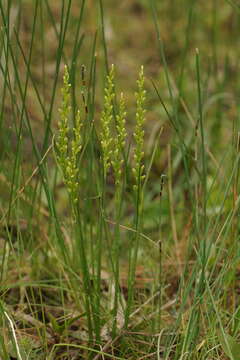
112,92,127,186
100,64,115,176
56,65,82,204
133,65,146,192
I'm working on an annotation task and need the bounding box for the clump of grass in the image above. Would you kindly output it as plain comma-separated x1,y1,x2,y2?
2,2,240,358
54,63,147,342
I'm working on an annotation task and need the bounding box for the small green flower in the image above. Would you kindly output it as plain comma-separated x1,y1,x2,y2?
133,65,146,192
100,65,115,176
56,66,82,204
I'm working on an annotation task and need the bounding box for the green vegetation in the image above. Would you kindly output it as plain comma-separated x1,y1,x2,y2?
1,0,240,359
